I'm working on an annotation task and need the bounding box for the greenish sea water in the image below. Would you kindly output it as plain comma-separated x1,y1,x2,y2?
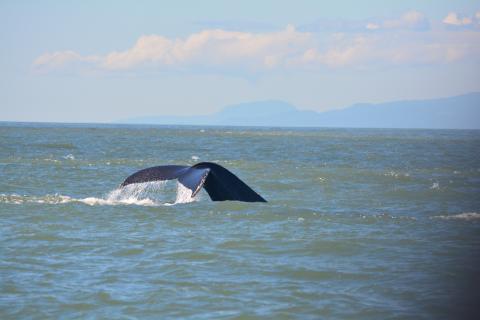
1,123,479,319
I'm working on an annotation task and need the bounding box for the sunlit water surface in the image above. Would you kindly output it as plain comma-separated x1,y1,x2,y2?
1,123,479,319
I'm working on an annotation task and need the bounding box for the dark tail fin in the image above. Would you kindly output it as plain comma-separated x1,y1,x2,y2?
193,162,267,202
120,162,267,203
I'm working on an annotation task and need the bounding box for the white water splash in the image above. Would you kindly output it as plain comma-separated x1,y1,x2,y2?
0,193,72,205
0,180,201,207
432,212,480,221
100,180,200,205
430,182,440,190
384,171,410,178
0,192,154,206
79,196,156,206
174,182,198,204
108,181,167,202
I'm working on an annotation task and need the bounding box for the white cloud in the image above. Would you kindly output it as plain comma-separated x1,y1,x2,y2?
442,11,480,27
33,11,480,74
34,51,82,67
364,10,429,32
294,28,480,68
100,24,310,71
295,34,376,67
443,12,467,26
33,51,100,73
366,23,380,30
382,10,429,30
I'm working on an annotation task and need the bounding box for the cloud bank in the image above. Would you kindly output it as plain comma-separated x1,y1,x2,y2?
33,10,480,74
367,10,429,31
442,11,480,28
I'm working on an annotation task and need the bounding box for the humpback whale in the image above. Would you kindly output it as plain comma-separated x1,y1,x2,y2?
120,162,267,202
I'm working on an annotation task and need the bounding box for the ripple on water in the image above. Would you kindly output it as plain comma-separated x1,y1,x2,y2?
1,125,479,319
112,247,145,257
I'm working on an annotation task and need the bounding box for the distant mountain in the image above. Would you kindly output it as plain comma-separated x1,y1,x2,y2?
119,93,480,129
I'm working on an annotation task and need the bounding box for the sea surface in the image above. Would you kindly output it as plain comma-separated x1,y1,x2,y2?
1,123,479,319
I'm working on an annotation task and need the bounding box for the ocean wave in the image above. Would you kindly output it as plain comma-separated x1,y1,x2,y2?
432,212,480,221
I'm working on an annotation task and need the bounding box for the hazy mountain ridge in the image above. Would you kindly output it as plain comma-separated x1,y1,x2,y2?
120,92,480,129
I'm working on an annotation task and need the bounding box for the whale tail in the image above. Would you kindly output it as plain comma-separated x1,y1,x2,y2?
120,162,266,203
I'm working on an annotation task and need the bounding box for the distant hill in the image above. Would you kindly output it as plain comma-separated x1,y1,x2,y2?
119,92,480,129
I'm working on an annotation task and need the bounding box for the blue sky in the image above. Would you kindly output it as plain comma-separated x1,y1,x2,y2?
1,0,480,122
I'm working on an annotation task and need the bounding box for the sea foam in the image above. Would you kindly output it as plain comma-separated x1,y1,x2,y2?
0,180,200,207
432,212,480,221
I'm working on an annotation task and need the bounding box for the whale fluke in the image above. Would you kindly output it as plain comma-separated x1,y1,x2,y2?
120,162,267,202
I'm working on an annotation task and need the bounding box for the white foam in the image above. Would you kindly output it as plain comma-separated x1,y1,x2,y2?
63,154,75,160
384,171,410,178
0,193,160,207
433,212,480,221
78,196,156,206
430,182,440,190
0,193,25,204
0,180,201,207
43,158,60,163
0,193,73,205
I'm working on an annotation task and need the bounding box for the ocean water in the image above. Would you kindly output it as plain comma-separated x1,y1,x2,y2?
1,123,479,319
